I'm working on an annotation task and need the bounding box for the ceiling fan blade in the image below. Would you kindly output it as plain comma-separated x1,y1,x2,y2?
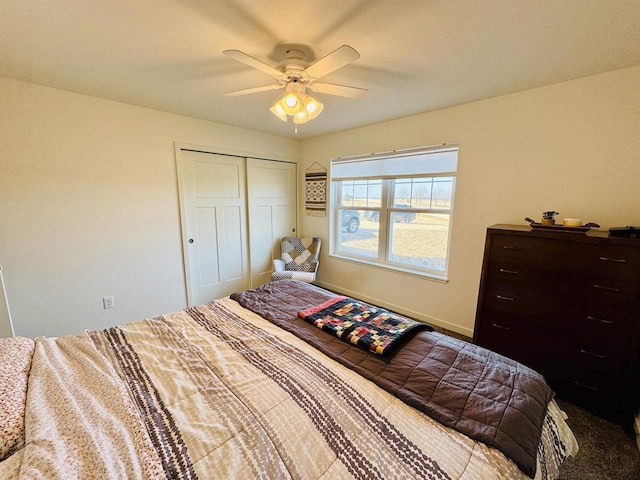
304,45,360,79
310,82,368,98
223,84,284,97
223,49,283,78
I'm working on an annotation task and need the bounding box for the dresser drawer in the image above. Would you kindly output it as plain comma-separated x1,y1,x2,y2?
481,283,579,332
566,342,627,374
488,234,582,270
581,282,640,310
570,309,638,345
552,371,623,416
542,347,622,393
483,260,586,297
581,244,640,282
489,234,640,286
474,321,558,373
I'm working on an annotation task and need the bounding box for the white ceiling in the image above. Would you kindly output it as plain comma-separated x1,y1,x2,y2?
2,0,640,139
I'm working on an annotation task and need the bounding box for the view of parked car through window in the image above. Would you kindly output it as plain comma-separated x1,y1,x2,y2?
341,210,360,233
364,204,416,224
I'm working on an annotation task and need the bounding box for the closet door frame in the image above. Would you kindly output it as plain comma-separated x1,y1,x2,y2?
175,143,298,306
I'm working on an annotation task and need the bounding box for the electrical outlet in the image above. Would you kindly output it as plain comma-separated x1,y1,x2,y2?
103,296,114,309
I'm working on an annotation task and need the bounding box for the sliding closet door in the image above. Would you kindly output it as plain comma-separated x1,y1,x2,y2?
247,158,297,287
177,150,250,305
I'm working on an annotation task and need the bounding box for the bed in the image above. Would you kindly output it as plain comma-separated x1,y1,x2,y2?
0,280,577,479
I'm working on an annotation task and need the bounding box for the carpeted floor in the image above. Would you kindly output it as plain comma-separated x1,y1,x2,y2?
432,326,640,479
555,398,640,479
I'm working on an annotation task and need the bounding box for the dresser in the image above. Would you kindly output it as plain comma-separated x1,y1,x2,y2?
473,224,640,422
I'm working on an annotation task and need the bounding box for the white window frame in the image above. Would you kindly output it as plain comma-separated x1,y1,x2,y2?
329,144,458,282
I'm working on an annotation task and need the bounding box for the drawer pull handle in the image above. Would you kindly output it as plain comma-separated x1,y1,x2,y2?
496,295,514,302
586,315,614,325
491,323,511,331
502,245,521,251
499,268,518,275
599,256,627,263
579,348,606,359
593,284,621,292
573,380,600,392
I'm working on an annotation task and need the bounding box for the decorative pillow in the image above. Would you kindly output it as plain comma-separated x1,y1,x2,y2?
0,337,35,461
282,237,321,272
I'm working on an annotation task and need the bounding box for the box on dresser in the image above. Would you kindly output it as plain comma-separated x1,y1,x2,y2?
473,224,640,423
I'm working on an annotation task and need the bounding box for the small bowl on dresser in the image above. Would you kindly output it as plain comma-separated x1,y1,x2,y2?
563,218,582,228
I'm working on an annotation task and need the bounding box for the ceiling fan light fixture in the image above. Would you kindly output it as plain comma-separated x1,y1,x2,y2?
293,109,310,124
269,102,288,121
281,92,302,115
304,95,324,120
273,91,324,125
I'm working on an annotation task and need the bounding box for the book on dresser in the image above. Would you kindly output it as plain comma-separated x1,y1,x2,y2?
473,224,640,423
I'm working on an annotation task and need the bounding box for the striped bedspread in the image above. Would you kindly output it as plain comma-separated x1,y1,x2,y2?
3,298,577,479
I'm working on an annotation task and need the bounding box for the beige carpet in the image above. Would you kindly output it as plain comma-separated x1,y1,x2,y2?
556,399,640,480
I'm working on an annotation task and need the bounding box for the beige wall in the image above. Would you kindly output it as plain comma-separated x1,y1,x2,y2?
0,77,300,338
301,65,640,337
2,65,639,339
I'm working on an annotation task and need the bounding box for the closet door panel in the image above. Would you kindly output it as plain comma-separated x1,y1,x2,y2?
177,150,249,305
247,158,297,287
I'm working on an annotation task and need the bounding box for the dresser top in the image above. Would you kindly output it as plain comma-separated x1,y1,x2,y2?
488,224,640,246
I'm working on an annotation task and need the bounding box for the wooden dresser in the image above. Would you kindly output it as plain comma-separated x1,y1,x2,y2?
473,224,640,422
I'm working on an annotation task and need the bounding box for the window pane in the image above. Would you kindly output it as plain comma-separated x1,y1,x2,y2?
353,182,368,204
409,178,433,208
388,214,450,272
339,181,355,206
337,209,379,258
340,179,383,209
366,181,382,207
394,179,412,206
432,177,453,209
390,210,416,224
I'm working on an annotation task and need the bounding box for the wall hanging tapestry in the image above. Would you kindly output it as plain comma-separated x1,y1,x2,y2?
305,163,327,216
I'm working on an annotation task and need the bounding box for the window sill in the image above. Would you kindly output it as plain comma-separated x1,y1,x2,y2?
328,253,449,283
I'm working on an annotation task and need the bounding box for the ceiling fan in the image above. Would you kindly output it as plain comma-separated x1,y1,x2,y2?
222,45,367,125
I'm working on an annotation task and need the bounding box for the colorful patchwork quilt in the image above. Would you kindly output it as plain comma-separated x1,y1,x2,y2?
298,296,432,355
